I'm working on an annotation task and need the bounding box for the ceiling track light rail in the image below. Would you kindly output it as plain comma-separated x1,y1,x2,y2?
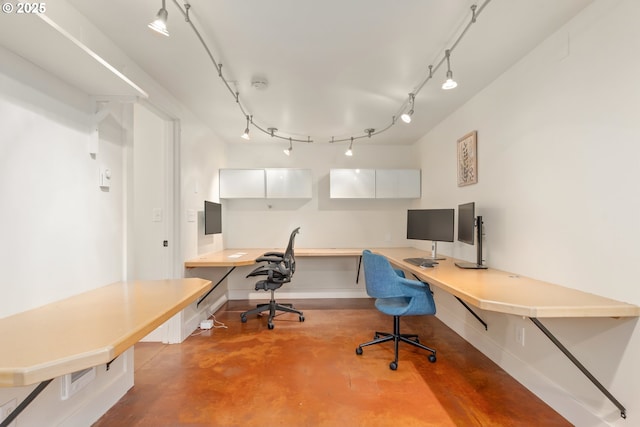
161,0,491,150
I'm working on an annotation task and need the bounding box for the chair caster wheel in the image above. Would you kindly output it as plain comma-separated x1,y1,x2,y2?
240,315,247,323
268,323,274,330
389,361,397,370
374,334,379,339
355,347,363,355
299,315,305,322
428,354,436,363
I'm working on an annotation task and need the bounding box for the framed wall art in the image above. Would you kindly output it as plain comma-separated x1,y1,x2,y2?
457,130,478,187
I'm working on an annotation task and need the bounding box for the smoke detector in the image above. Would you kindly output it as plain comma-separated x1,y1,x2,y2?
251,77,268,90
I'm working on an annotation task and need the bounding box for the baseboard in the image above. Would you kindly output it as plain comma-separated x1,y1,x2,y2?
227,289,368,300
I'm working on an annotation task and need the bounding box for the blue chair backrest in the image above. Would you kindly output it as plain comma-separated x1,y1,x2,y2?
362,249,408,299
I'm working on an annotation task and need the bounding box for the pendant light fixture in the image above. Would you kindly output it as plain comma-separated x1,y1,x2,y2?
284,138,293,156
401,93,415,123
442,49,458,90
345,137,354,156
148,0,169,36
241,115,251,140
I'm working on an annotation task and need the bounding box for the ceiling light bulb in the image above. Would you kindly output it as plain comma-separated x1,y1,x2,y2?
442,49,458,90
442,71,457,90
345,139,354,156
401,110,413,124
284,139,292,155
241,128,250,140
148,1,169,36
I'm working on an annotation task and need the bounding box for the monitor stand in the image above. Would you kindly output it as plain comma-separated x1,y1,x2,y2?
455,215,487,269
454,261,488,269
429,241,446,261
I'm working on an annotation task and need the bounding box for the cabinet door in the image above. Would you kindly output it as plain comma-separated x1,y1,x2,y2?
329,169,376,198
375,169,421,198
266,168,313,198
219,169,265,198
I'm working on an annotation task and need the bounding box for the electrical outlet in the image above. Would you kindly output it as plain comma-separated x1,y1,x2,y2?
516,327,525,347
0,398,17,427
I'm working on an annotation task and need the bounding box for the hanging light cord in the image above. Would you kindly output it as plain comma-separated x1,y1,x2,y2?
170,0,491,144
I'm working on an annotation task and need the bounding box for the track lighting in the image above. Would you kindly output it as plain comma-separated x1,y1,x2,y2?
442,49,458,90
162,2,486,146
284,138,293,156
148,0,169,36
401,94,415,124
345,138,354,157
241,115,251,140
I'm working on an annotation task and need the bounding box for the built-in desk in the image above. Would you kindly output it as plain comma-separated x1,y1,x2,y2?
376,247,640,318
0,278,211,426
184,248,363,305
184,246,640,418
374,247,639,418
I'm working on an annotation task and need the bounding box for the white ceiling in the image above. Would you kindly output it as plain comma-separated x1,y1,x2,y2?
15,0,595,146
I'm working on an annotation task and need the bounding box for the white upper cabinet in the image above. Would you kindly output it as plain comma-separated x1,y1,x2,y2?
330,169,420,199
220,168,312,199
265,168,313,198
375,169,421,198
219,169,265,198
329,169,376,198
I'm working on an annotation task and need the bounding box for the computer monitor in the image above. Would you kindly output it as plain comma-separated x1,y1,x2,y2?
455,202,487,269
204,201,222,235
407,209,454,260
457,202,475,245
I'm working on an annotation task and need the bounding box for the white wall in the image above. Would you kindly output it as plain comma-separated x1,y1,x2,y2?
0,46,134,426
416,0,640,425
220,142,420,298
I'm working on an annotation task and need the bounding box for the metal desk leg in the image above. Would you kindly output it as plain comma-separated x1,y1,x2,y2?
530,317,626,419
0,379,53,427
196,266,236,307
455,297,488,331
410,273,488,331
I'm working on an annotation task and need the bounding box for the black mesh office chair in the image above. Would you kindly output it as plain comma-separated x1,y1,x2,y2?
240,227,305,329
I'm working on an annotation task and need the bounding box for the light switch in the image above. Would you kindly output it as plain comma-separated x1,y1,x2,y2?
99,166,111,188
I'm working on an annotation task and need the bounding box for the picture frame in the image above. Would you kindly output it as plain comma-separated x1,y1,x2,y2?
457,130,478,187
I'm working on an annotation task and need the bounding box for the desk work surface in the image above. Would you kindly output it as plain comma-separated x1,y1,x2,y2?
376,247,640,319
0,278,211,387
184,247,362,268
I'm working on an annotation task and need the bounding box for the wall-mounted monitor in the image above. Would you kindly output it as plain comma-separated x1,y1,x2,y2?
457,202,475,245
455,202,487,269
204,201,222,235
407,209,454,260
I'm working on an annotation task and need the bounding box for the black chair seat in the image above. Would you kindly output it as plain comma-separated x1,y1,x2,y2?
240,227,304,330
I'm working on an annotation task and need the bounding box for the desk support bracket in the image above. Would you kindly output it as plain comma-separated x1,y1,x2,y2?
356,255,362,284
0,379,53,427
529,317,626,419
456,297,488,331
197,266,236,307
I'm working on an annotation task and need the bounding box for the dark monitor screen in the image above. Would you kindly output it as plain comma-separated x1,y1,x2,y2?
406,209,454,242
457,202,475,245
204,201,222,235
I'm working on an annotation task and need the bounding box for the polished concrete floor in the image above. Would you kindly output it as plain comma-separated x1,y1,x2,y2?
93,299,571,426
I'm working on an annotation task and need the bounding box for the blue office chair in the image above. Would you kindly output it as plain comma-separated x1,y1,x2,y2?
356,249,437,370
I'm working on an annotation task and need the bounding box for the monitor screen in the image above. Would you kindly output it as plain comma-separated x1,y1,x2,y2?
457,202,475,245
204,201,222,235
406,209,454,242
